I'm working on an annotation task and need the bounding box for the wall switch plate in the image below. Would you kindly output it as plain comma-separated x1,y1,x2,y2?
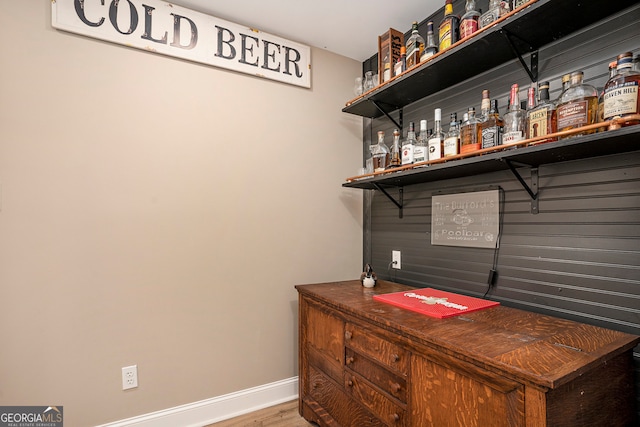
392,250,401,269
122,365,138,390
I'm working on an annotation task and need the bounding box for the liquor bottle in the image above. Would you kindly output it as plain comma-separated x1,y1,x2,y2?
389,129,402,168
394,46,407,77
499,0,511,17
444,113,461,157
406,21,425,69
421,22,438,62
402,122,417,165
439,0,460,52
479,89,491,121
460,0,480,39
480,99,503,148
556,71,599,137
526,81,557,142
370,131,390,172
603,52,640,127
382,53,391,83
503,84,526,145
461,107,481,154
428,109,445,160
414,120,429,163
598,60,617,122
480,0,500,28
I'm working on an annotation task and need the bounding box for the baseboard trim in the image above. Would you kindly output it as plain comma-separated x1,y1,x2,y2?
97,376,299,427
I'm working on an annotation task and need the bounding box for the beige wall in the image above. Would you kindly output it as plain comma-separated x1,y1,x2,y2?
0,1,363,425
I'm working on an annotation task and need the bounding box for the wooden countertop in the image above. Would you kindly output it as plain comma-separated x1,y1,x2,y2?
296,280,640,390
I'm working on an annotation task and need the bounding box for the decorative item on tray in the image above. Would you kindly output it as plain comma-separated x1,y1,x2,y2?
360,264,377,288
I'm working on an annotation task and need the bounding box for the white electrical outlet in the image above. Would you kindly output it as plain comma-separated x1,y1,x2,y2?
392,250,401,269
122,365,138,390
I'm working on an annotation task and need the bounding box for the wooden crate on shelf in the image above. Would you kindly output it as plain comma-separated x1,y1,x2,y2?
378,28,404,84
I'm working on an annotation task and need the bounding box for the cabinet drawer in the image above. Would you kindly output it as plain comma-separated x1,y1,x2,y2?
345,347,407,403
344,371,407,427
308,365,386,427
345,323,409,375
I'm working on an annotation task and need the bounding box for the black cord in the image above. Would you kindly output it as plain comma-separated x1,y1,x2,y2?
484,187,505,299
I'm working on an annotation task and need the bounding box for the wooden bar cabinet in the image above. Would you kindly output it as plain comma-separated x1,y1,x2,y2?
296,281,639,426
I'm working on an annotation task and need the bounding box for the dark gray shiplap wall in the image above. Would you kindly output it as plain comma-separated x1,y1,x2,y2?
358,1,640,420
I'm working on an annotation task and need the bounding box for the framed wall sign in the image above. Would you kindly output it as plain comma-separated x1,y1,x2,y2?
51,0,312,88
431,189,500,249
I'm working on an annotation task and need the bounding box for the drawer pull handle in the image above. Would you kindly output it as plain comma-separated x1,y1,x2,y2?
392,354,400,362
347,380,353,387
346,356,354,365
391,413,400,422
391,383,401,392
345,331,353,340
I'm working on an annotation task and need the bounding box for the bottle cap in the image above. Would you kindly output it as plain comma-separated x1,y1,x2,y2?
420,119,427,130
538,81,550,90
434,108,441,121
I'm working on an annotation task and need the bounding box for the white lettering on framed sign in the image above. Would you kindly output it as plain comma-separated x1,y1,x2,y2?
51,0,311,88
431,189,500,249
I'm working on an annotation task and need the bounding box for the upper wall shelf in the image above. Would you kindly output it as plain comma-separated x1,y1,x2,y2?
342,0,639,119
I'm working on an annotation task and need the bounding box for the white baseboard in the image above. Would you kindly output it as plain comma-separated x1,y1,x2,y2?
97,376,299,427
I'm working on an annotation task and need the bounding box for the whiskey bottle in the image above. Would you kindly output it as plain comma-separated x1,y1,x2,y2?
402,122,417,165
439,0,460,52
460,0,480,39
370,131,390,172
598,60,617,122
389,129,402,168
480,99,503,148
480,0,500,28
503,84,526,145
479,89,491,121
526,81,557,141
461,107,481,154
421,22,438,62
556,71,599,137
443,113,461,157
428,109,445,161
414,120,429,163
406,21,425,69
603,52,640,127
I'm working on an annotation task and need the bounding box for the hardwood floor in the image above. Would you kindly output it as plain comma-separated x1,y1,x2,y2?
206,400,315,426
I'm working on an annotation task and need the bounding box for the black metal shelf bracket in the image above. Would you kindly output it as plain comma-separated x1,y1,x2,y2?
373,183,403,218
371,100,403,130
505,159,539,214
499,29,538,82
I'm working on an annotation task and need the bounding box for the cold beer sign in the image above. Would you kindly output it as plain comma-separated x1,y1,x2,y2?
52,0,311,88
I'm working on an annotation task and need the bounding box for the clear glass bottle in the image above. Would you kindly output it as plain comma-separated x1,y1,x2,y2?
382,53,391,83
460,0,480,39
556,71,599,137
402,122,417,165
461,107,481,154
479,89,491,121
439,0,460,52
406,21,425,69
429,109,446,160
389,129,402,168
480,99,503,148
370,131,390,172
421,22,438,62
444,113,460,157
603,52,640,127
503,84,526,145
414,120,429,163
363,71,375,92
526,81,557,142
480,0,500,28
354,77,363,96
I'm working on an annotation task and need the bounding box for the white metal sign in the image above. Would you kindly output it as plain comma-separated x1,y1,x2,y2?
431,189,500,249
51,0,311,88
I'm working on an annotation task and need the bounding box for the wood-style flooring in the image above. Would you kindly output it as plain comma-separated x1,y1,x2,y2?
207,400,315,426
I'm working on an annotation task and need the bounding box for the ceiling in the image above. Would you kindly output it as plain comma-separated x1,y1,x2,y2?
169,0,443,61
